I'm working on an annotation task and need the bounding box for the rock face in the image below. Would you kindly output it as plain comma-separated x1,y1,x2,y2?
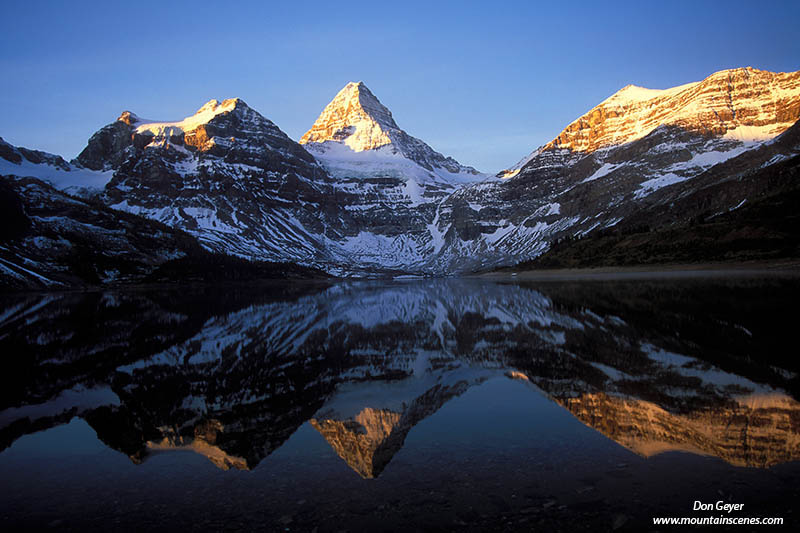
524,68,799,158
75,116,135,171
311,409,405,478
0,175,199,289
1,137,70,170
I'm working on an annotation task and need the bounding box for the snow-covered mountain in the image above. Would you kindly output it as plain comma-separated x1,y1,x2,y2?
301,82,485,186
430,67,800,271
501,67,799,178
2,67,799,278
80,98,348,266
297,82,492,270
0,137,112,196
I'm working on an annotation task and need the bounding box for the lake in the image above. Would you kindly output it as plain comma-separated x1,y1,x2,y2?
1,274,799,531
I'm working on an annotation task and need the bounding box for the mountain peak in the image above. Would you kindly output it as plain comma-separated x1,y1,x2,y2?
196,97,248,115
335,81,397,128
117,111,140,125
541,67,800,155
601,81,700,108
127,97,252,138
300,82,485,181
300,81,399,151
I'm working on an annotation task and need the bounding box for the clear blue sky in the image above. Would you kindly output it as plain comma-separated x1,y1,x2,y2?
1,0,798,173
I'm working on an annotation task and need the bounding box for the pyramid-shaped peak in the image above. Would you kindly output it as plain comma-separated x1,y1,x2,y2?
339,81,382,104
300,81,400,150
345,82,396,128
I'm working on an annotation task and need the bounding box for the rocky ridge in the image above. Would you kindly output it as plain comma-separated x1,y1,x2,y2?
428,67,800,272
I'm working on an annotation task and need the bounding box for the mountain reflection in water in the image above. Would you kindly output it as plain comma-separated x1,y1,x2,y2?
2,277,799,531
2,277,799,482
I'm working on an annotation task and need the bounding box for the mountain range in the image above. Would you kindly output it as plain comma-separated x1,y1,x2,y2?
1,66,799,287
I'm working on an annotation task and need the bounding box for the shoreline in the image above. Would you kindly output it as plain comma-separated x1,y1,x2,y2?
3,260,800,295
476,259,800,281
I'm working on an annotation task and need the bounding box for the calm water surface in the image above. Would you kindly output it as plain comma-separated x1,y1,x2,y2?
1,276,799,531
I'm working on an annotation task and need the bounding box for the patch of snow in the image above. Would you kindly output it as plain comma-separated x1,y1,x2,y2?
583,162,619,183
427,207,446,255
602,81,700,106
590,361,636,382
722,124,782,143
634,174,687,198
309,140,487,188
532,202,561,216
133,98,239,137
635,143,758,199
339,231,426,268
500,147,541,178
729,199,747,211
0,256,59,285
671,144,752,171
0,157,113,193
642,342,778,395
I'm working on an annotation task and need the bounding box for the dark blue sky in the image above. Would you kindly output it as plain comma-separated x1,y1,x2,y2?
1,0,798,172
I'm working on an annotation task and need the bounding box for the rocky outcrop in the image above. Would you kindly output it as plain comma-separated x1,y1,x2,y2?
1,136,71,170
76,117,134,171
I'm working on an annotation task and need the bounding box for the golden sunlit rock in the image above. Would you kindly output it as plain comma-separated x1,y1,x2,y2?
300,82,395,152
557,392,800,468
545,68,800,154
